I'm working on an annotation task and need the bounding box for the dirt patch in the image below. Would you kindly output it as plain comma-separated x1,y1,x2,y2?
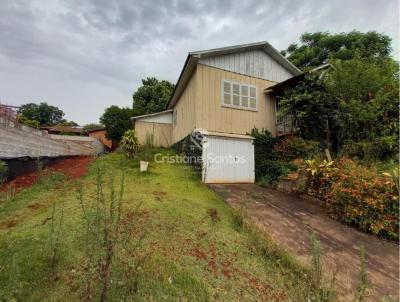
50,156,94,179
27,203,42,210
187,242,286,299
1,156,94,192
1,219,18,229
152,191,167,202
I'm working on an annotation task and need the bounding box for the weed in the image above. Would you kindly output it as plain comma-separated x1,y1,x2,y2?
0,243,22,300
48,199,65,268
250,192,264,200
310,233,323,289
356,245,369,301
207,208,220,224
380,295,396,302
231,206,246,232
308,233,336,302
77,167,146,302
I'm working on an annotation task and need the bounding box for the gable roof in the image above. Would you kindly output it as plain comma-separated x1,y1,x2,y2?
265,63,332,94
167,41,302,109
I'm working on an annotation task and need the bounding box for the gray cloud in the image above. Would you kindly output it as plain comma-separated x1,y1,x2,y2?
0,0,398,124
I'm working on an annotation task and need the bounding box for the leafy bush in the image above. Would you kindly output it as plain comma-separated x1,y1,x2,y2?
249,128,278,181
256,160,298,186
17,115,40,128
120,130,140,158
341,137,398,161
250,129,300,184
305,158,399,240
274,136,321,162
249,128,278,162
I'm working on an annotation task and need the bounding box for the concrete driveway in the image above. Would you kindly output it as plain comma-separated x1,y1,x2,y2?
210,184,399,302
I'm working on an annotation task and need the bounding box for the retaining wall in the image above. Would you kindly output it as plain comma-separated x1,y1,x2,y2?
0,123,105,159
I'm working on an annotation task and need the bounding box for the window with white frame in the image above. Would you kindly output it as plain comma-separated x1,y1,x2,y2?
221,80,257,110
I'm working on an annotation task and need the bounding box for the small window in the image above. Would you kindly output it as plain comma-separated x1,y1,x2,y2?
221,80,257,111
249,86,257,109
222,81,231,105
241,85,249,108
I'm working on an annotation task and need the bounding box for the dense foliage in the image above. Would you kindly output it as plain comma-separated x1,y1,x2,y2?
82,123,104,133
18,102,65,126
279,57,399,158
16,115,40,128
304,158,399,240
100,106,135,141
274,136,321,162
249,129,298,185
250,128,278,161
281,31,392,70
120,129,140,158
132,77,175,115
256,160,298,186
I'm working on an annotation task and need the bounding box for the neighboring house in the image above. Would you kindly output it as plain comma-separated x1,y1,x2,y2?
87,128,114,150
132,41,302,184
41,125,84,135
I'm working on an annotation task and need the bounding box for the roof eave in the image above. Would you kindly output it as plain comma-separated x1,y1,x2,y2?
166,54,199,109
130,109,174,121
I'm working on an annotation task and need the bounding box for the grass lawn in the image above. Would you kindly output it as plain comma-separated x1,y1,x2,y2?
0,151,330,301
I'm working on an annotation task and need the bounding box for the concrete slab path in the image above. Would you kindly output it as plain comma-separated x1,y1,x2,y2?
210,184,399,302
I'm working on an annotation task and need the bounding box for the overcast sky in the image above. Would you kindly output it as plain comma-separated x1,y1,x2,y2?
0,0,398,125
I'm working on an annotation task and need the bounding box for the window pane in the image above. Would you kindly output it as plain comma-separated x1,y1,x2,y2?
223,93,231,104
241,96,248,107
233,94,240,106
241,85,248,97
223,81,231,93
250,87,256,98
250,97,256,108
232,83,240,95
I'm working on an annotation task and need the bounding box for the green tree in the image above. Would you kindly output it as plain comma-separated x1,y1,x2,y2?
100,106,134,141
83,123,104,132
279,56,399,157
281,31,392,70
18,102,65,126
279,73,336,147
132,77,174,114
57,121,79,127
326,57,399,150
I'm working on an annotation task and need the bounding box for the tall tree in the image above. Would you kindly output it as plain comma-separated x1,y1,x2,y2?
279,73,336,146
18,102,65,126
100,106,134,141
279,56,399,156
132,77,174,115
326,57,399,147
83,123,104,132
281,31,392,70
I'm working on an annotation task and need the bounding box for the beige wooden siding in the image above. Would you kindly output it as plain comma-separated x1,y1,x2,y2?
199,49,293,82
135,121,172,147
172,68,197,143
196,64,277,135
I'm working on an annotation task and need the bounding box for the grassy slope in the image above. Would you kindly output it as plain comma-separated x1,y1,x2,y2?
0,151,324,301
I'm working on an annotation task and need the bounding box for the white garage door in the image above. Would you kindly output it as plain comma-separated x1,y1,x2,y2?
202,136,254,183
